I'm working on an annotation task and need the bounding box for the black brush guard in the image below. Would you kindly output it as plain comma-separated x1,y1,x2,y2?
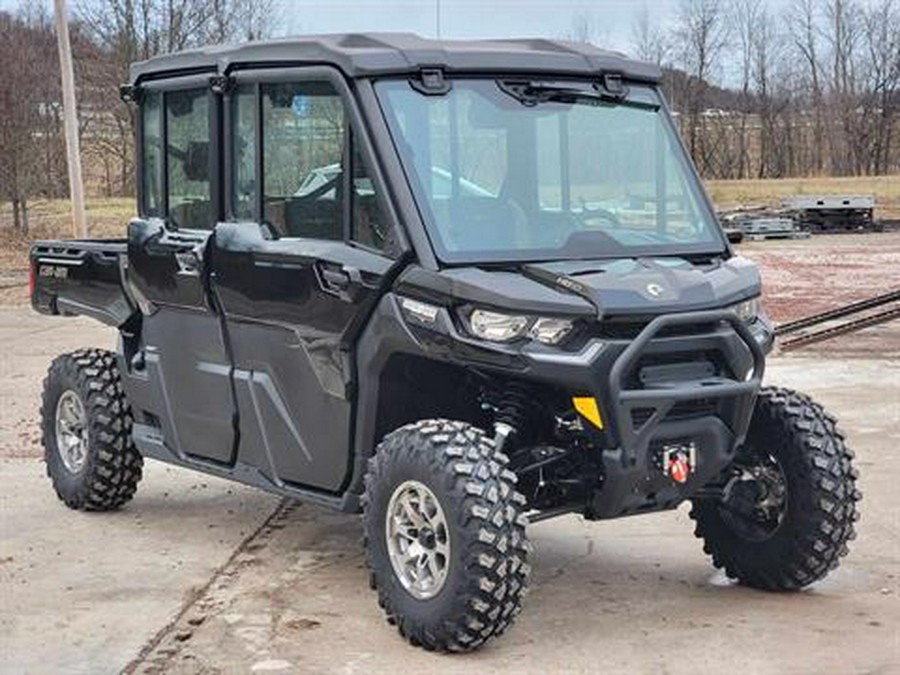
587,310,766,519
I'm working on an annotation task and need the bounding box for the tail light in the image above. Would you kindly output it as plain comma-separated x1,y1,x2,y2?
29,260,35,299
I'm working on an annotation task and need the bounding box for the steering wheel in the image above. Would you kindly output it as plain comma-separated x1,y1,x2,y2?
573,204,622,230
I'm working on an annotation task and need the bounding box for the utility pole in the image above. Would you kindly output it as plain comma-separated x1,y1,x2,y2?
53,0,88,238
436,0,442,38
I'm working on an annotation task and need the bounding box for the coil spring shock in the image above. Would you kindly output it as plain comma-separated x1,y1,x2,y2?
494,382,531,451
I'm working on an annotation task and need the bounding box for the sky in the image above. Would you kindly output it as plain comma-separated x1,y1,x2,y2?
1,0,864,60
276,0,681,53
0,0,689,55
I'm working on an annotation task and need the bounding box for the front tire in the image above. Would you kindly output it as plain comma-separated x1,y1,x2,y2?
691,387,861,590
363,419,530,652
41,348,143,511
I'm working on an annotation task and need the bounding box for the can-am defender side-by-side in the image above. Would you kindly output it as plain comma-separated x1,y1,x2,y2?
30,35,860,652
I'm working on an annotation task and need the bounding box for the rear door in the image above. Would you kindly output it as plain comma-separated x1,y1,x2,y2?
212,70,401,491
127,80,236,465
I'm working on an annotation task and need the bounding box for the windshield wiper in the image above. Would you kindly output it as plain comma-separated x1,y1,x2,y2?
497,80,659,111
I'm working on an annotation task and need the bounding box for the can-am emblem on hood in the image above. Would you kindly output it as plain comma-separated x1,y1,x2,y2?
646,282,664,298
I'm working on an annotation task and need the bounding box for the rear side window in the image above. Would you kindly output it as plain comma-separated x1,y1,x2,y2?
166,89,212,230
141,91,162,217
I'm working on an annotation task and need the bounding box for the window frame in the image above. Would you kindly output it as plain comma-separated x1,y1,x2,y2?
224,66,403,255
136,73,221,231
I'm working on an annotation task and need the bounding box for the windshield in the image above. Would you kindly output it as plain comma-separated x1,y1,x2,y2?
375,79,726,263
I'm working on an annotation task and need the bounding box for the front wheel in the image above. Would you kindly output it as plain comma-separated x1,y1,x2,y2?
691,387,861,590
362,419,531,652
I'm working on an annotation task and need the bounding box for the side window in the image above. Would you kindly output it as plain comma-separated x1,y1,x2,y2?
232,85,257,220
141,91,162,217
262,82,345,239
166,88,211,230
230,78,391,252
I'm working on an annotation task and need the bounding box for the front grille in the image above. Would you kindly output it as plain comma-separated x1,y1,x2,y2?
630,398,718,430
588,318,722,341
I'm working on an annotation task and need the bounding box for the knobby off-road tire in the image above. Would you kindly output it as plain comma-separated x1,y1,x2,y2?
691,386,861,590
363,419,531,652
41,348,143,510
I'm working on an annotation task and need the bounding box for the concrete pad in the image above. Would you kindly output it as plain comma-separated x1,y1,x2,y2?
0,309,280,673
0,460,278,674
0,312,114,457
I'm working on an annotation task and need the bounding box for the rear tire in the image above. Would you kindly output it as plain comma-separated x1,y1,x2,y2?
363,419,530,652
691,387,860,590
41,348,143,511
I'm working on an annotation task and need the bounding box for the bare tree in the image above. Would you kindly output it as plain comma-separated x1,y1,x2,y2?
564,10,596,44
787,0,827,173
730,0,764,178
672,0,729,173
859,0,900,174
71,0,280,198
630,3,667,65
0,4,63,231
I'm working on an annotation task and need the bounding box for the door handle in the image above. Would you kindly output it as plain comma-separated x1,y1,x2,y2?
319,266,351,290
174,249,201,275
316,263,373,302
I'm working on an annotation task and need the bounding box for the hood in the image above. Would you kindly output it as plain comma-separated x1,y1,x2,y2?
523,256,761,317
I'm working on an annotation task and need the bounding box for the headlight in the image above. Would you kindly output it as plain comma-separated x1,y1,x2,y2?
469,309,530,342
729,297,760,322
468,309,574,345
529,317,574,345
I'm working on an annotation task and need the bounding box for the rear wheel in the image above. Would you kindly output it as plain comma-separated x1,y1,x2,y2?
41,349,143,511
363,419,531,652
691,387,860,590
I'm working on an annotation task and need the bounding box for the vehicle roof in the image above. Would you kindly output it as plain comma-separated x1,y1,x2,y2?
129,32,661,85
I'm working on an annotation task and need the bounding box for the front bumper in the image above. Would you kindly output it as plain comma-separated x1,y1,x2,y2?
522,310,767,518
393,294,770,518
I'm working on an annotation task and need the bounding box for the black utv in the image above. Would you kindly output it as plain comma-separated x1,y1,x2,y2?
31,34,860,652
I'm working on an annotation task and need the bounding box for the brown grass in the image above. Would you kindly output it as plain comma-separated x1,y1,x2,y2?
705,175,900,219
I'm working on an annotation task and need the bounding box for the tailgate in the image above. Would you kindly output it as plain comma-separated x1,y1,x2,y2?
31,240,135,327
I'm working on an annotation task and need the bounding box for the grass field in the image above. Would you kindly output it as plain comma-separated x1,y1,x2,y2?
706,175,900,219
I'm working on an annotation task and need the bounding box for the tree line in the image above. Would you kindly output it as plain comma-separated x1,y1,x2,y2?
630,0,900,180
2,0,899,231
0,0,275,230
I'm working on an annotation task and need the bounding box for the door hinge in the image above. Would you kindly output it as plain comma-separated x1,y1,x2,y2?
209,75,235,95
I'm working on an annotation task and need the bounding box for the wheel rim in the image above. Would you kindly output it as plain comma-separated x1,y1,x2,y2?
55,390,88,474
385,480,451,600
719,452,789,542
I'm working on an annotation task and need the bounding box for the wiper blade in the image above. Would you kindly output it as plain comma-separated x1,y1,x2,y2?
497,80,659,111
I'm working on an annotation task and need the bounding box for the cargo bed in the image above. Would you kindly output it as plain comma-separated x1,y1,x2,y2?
30,239,134,327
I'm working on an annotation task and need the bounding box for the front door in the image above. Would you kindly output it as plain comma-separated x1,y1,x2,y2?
212,75,397,491
128,83,236,465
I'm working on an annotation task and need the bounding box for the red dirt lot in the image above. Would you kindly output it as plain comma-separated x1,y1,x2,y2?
737,232,900,358
739,232,900,324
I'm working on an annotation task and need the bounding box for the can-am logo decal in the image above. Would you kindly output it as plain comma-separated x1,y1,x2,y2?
646,282,664,298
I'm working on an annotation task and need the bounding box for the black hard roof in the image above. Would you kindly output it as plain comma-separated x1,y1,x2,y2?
129,32,660,85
